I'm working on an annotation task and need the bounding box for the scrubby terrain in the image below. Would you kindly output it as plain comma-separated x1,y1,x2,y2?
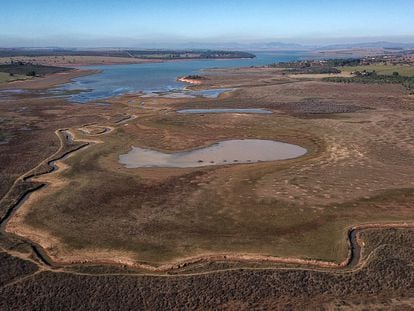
0,229,413,310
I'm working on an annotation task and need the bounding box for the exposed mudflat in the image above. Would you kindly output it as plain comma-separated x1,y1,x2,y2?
119,139,307,168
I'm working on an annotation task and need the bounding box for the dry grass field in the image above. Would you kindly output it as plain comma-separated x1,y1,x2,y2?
2,67,413,268
0,64,413,309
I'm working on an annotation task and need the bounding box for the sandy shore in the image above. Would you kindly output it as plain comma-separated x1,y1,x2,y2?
178,77,204,85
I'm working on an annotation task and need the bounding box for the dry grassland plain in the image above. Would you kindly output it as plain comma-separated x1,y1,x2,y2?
0,62,414,309
1,66,413,270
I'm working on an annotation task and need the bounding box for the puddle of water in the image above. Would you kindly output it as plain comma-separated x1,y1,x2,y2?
177,108,272,114
0,89,28,99
0,89,27,94
119,139,307,168
160,93,196,98
187,88,234,98
140,88,233,99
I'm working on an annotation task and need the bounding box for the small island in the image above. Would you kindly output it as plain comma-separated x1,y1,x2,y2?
177,74,207,85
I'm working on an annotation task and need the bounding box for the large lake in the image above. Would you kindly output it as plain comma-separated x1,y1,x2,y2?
56,51,311,103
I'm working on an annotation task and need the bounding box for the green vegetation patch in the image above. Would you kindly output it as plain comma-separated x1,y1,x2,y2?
0,72,30,83
269,60,343,74
283,67,341,74
0,62,71,77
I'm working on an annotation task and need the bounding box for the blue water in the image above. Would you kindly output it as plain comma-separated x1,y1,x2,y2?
56,51,309,103
142,88,234,99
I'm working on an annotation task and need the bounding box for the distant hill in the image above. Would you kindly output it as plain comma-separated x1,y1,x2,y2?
0,48,255,59
316,41,414,51
153,41,414,51
159,41,311,51
1,42,414,53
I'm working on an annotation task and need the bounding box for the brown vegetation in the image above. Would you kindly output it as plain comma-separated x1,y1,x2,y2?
0,62,413,309
0,229,413,310
3,68,414,267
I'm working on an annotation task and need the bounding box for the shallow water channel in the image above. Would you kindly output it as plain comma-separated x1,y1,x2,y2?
119,139,307,168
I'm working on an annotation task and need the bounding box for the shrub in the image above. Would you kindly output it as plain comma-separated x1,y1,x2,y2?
26,70,36,77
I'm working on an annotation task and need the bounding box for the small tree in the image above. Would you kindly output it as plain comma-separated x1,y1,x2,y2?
392,71,399,76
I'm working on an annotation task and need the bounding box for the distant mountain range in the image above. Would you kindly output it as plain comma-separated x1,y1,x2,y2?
174,41,309,51
2,41,414,52
317,41,414,50
159,41,414,51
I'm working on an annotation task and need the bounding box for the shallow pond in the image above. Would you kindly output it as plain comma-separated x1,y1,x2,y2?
177,108,272,114
0,89,27,94
119,139,307,168
140,88,234,99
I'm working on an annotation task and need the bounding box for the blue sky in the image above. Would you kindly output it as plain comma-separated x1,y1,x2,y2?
1,0,414,47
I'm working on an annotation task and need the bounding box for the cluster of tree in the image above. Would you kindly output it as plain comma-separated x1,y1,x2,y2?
269,58,361,68
26,71,37,77
0,62,70,77
10,60,26,65
283,67,341,74
269,60,314,68
325,58,362,67
183,75,205,80
323,72,414,90
129,50,255,59
269,59,343,74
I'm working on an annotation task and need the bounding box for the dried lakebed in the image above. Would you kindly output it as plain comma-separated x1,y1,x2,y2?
3,128,413,272
119,139,307,168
